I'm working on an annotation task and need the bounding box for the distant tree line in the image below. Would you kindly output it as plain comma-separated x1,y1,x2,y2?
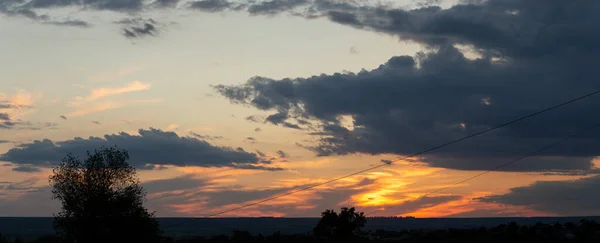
4,219,600,243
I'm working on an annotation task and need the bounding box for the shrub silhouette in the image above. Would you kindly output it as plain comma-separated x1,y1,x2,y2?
313,207,366,240
49,146,161,243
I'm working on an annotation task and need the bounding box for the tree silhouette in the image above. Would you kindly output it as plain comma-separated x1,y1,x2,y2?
313,207,366,240
49,146,161,243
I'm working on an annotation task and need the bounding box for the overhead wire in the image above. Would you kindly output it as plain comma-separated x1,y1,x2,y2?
365,121,600,216
161,88,600,229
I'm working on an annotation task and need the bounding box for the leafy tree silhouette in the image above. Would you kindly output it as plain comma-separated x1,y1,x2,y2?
49,146,161,243
313,207,366,240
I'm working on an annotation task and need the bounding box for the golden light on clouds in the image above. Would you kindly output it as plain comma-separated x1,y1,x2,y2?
0,89,40,119
68,80,151,106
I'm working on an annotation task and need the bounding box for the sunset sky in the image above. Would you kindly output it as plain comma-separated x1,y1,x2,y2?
2,0,600,218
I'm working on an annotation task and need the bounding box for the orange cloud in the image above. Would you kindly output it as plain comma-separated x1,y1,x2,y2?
68,81,151,106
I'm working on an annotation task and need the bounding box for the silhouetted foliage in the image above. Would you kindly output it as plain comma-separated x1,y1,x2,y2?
313,207,366,240
49,146,161,243
4,219,600,242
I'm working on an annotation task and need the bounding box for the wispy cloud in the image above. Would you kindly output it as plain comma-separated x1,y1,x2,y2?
66,98,162,117
0,90,52,130
69,81,151,106
65,81,156,117
67,101,125,117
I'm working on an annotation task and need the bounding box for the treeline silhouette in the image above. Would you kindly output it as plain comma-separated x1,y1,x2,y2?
3,220,600,243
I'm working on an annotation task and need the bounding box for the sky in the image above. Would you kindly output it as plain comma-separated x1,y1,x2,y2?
2,0,600,218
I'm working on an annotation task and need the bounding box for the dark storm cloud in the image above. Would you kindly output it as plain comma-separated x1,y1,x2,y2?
0,3,90,27
478,175,600,216
188,0,234,12
151,0,178,8
215,0,600,172
188,0,309,14
247,0,309,15
0,128,280,171
25,0,144,11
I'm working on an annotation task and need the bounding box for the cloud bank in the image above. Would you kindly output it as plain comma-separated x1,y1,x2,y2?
479,175,600,216
215,0,600,172
0,128,280,171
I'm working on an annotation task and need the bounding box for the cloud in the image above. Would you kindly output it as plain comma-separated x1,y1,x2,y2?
151,0,179,8
121,20,158,38
0,128,280,171
143,175,210,194
0,112,56,130
478,175,600,216
0,91,54,130
0,187,59,216
189,132,224,140
0,120,57,130
380,159,392,165
382,195,462,216
66,101,125,117
247,0,310,15
276,150,288,158
23,0,144,11
0,4,90,27
11,166,42,173
115,17,171,38
189,0,235,12
47,19,91,27
92,121,100,125
59,115,67,120
215,0,600,172
69,81,151,105
66,81,157,117
245,115,264,123
0,90,36,111
0,178,40,191
0,140,11,144
254,128,261,132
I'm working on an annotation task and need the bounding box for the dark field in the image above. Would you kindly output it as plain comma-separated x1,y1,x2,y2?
2,216,600,240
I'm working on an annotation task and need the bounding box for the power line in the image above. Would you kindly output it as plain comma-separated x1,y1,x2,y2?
365,121,600,216
161,88,600,229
